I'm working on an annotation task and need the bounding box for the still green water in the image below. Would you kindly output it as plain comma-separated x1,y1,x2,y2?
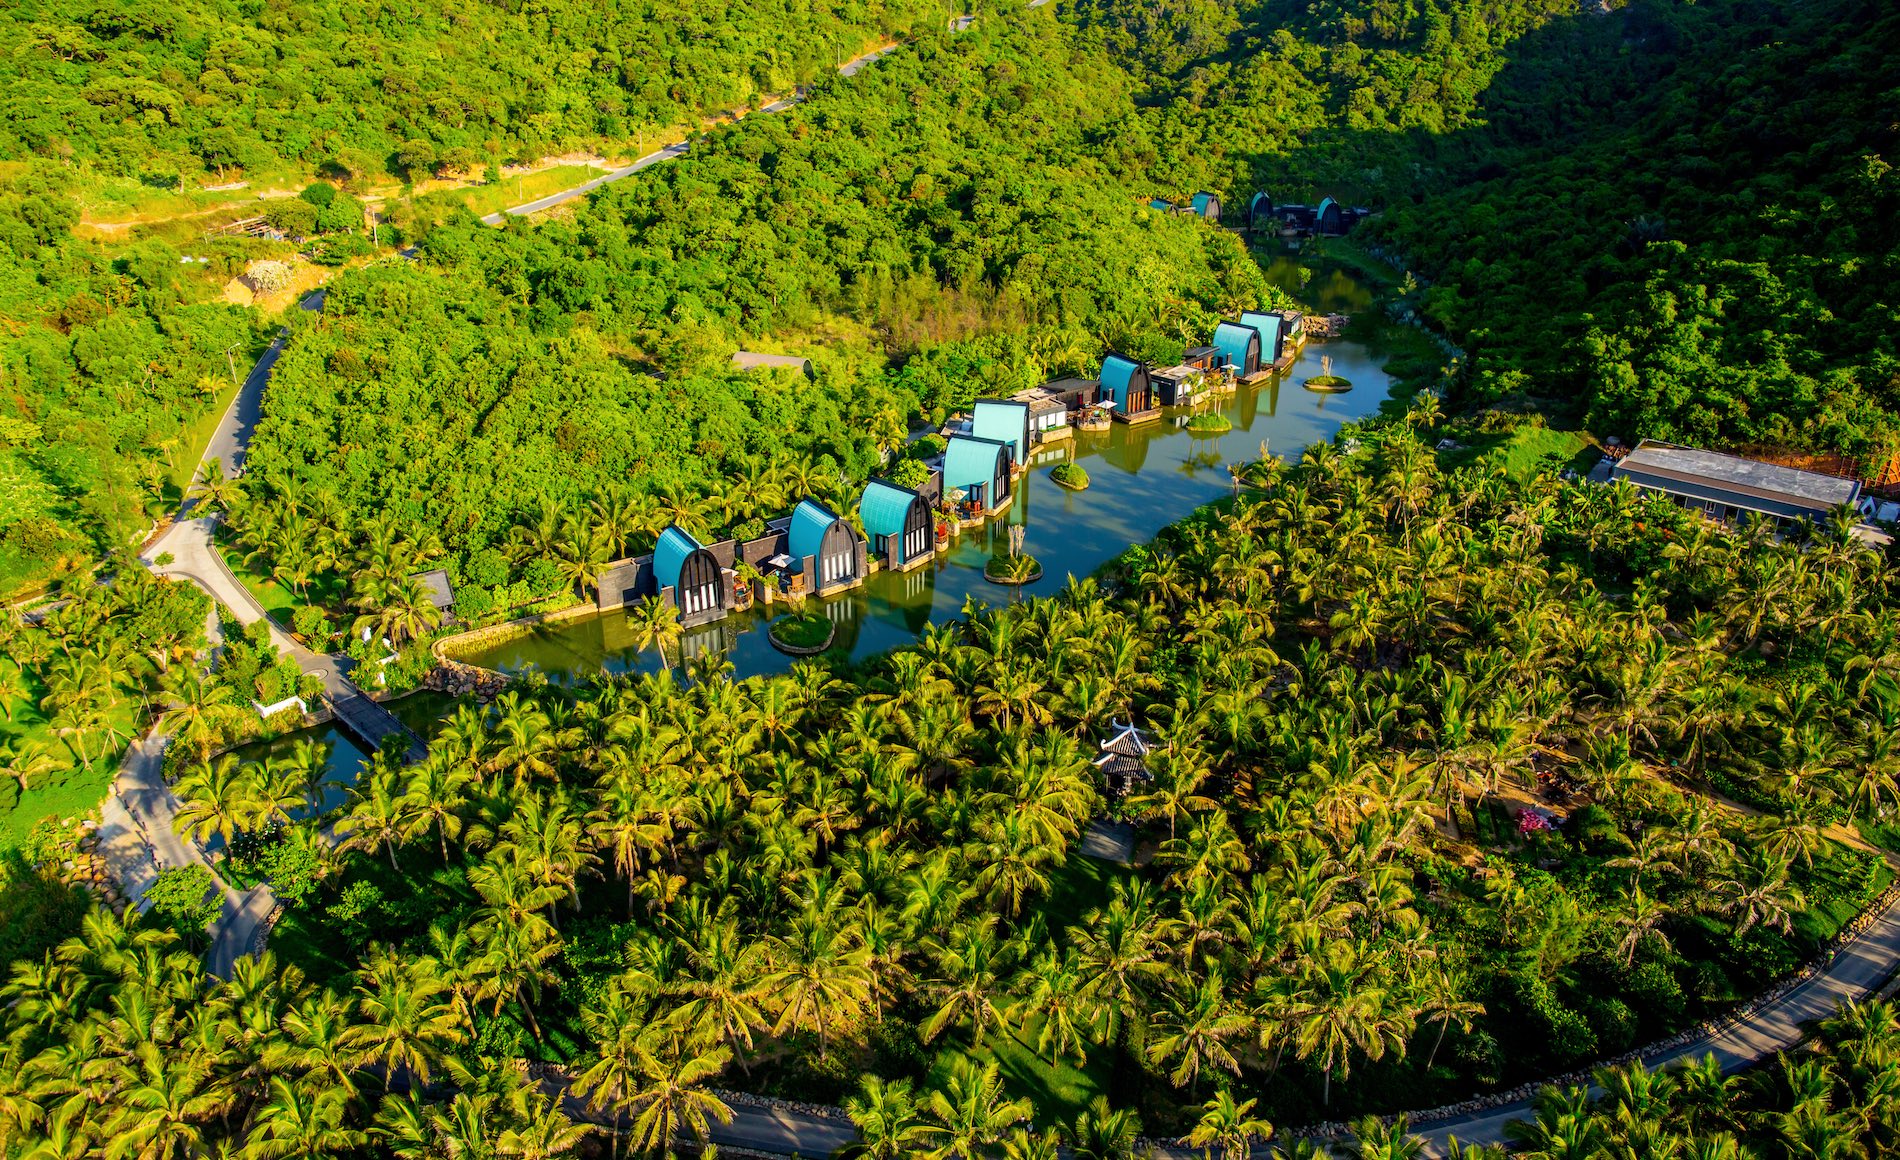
463,324,1398,684
226,692,455,817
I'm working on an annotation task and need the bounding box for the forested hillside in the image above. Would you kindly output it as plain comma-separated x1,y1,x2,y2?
1373,0,1900,459
0,165,264,590
0,0,937,179
1071,0,1899,463
236,20,1278,590
10,0,1896,598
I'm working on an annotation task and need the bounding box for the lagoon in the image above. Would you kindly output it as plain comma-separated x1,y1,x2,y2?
462,320,1400,684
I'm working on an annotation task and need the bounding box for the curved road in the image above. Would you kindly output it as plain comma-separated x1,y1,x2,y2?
106,1,1900,1146
528,893,1900,1158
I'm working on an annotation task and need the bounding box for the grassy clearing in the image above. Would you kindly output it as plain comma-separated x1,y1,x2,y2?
927,853,1131,1120
936,1015,1114,1125
0,657,142,852
411,165,605,219
217,545,303,623
167,382,243,500
1442,424,1596,479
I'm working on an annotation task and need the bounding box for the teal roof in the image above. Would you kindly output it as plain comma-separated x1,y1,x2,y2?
1316,197,1340,228
1191,191,1217,217
788,498,842,561
1100,354,1139,409
1249,191,1271,216
1212,322,1257,372
653,525,703,591
1148,198,1172,212
859,480,922,538
1239,310,1283,360
943,436,1008,492
971,400,1028,464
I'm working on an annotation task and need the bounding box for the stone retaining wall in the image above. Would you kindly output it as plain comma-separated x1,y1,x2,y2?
431,601,593,664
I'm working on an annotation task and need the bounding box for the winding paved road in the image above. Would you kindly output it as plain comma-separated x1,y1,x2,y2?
100,3,1900,1144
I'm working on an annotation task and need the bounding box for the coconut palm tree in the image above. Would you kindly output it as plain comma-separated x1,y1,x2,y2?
841,1075,929,1160
348,954,466,1088
335,766,414,871
620,1031,732,1156
1064,1096,1140,1160
761,904,873,1059
1147,972,1251,1090
0,738,59,800
1187,1091,1275,1160
244,1076,363,1158
626,595,683,672
918,1058,1031,1160
173,754,260,847
1708,847,1805,937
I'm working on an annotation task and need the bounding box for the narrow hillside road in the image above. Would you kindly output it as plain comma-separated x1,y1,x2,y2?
479,42,899,224
199,288,325,481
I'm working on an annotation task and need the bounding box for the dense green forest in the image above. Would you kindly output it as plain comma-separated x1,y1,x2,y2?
13,430,1900,1154
1369,0,1900,460
1067,0,1900,461
0,0,939,179
232,20,1280,604
11,0,1894,598
0,163,267,590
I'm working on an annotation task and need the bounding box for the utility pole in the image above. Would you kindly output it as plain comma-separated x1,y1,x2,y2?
223,343,240,385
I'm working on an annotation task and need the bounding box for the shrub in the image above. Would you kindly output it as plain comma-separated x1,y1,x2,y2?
909,433,947,459
327,880,388,944
291,604,332,642
1622,961,1686,1024
453,585,496,621
522,558,566,597
464,547,510,588
255,840,322,905
732,517,767,542
888,459,930,491
143,866,222,947
1050,462,1089,489
263,199,318,237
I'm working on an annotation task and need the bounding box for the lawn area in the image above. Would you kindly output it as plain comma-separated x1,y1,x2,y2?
1040,848,1133,929
413,165,604,219
218,544,303,622
0,656,143,853
925,852,1133,1121
935,1015,1115,1125
1442,424,1596,479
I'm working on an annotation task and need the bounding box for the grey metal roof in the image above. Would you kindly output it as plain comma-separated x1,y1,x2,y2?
412,569,454,610
1614,441,1860,513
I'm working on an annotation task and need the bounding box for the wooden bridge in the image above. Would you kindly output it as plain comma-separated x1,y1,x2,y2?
325,682,427,764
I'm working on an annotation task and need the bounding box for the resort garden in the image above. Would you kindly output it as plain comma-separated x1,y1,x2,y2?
11,422,1896,1155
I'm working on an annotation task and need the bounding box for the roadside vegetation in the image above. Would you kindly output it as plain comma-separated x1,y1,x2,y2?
11,425,1889,1155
